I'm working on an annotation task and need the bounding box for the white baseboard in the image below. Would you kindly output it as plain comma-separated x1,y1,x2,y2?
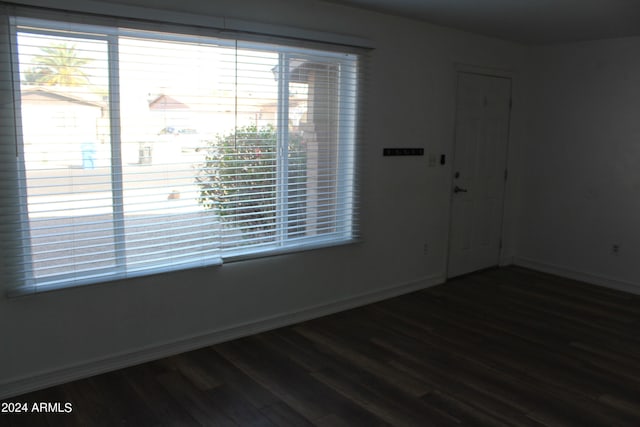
0,273,444,400
513,256,640,295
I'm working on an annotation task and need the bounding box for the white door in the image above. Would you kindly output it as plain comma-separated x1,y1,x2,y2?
447,72,511,278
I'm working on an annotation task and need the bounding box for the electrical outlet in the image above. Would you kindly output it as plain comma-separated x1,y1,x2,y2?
612,244,620,255
423,243,429,254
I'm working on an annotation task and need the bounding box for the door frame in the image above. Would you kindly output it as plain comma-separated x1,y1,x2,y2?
445,64,515,279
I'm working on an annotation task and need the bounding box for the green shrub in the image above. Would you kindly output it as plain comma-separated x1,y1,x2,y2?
196,124,306,240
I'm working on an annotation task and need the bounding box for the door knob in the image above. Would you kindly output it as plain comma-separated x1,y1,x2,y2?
454,185,468,193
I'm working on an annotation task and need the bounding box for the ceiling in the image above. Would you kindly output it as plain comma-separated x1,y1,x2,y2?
322,0,640,44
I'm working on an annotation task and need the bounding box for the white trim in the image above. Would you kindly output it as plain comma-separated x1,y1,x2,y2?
0,272,444,399
7,0,373,49
224,238,359,263
513,256,640,295
6,259,224,298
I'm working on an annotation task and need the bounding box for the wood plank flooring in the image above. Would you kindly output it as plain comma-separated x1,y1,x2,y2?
3,266,640,426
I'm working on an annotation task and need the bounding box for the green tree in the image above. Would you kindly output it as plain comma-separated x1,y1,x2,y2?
25,43,91,86
23,66,52,85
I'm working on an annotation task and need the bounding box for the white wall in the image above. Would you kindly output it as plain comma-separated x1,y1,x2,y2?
516,37,640,293
0,0,526,397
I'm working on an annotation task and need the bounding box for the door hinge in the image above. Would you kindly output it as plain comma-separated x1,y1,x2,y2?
499,239,503,250
504,169,508,181
509,98,513,110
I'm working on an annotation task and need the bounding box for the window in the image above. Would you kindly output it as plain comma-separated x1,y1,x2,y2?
1,10,360,294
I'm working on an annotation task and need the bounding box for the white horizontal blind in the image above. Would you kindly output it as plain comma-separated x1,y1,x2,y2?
1,8,360,294
197,42,359,258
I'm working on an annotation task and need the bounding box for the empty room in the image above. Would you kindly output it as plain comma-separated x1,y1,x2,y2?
2,0,640,425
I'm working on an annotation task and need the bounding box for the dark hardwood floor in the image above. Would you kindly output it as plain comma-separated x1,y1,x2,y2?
3,266,640,426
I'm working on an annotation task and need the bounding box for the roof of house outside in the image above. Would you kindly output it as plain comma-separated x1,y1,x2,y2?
21,86,106,109
148,94,190,110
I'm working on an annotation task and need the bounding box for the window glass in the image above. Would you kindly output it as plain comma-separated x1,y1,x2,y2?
7,16,359,292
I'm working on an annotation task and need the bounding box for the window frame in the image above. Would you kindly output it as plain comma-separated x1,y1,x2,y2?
3,7,364,296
